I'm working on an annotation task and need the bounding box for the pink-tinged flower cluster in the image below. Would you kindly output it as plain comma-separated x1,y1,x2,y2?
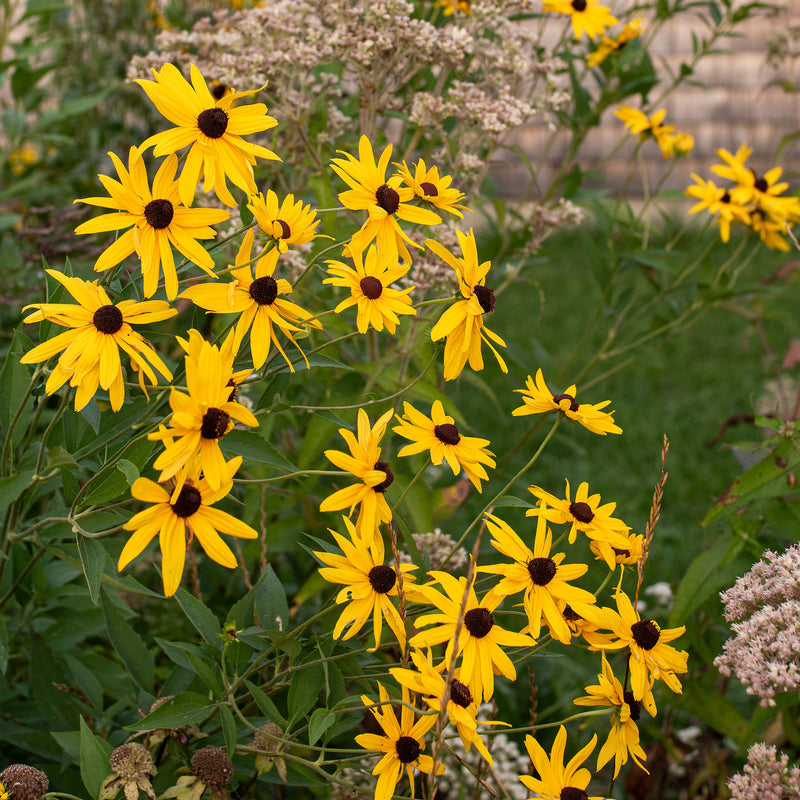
727,743,800,800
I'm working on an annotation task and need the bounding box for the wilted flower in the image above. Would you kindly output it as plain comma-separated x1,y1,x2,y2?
100,743,157,800
0,766,49,800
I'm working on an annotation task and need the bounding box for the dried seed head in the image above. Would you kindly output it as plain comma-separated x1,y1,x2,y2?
253,722,283,753
191,745,234,788
109,743,155,780
0,765,49,800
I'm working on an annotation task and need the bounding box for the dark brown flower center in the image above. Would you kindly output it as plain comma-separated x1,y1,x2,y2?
552,392,579,412
753,175,768,193
226,379,238,402
563,604,581,622
631,619,661,650
360,276,383,299
171,485,202,517
93,304,124,334
623,690,641,721
197,107,229,139
560,789,588,800
527,557,557,586
375,184,400,215
143,198,174,230
276,219,291,239
211,83,227,100
612,547,630,559
434,423,460,445
449,679,472,708
473,284,495,313
570,0,587,9
200,407,230,440
464,607,494,638
396,735,420,764
419,181,438,197
721,190,732,204
368,564,396,594
569,501,594,524
373,461,394,493
250,275,279,305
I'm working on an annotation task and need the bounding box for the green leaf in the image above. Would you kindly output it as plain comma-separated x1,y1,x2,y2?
308,708,335,746
174,587,222,648
76,534,106,605
61,466,80,503
0,329,33,448
66,655,104,710
223,428,297,471
0,470,34,521
288,661,324,725
255,565,289,632
80,460,138,507
0,615,7,675
220,705,238,758
79,716,111,800
101,591,154,693
246,680,287,727
239,195,254,226
127,691,216,731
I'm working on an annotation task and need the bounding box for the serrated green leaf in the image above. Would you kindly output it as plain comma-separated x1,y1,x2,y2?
220,704,237,758
101,591,154,693
308,708,335,746
76,534,106,605
127,691,215,731
79,716,111,800
174,587,222,648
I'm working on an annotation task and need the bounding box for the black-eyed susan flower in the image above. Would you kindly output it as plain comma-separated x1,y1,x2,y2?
750,209,791,251
394,159,468,218
519,725,604,800
543,0,618,39
479,510,596,643
511,369,622,435
586,16,645,67
574,653,649,777
323,244,415,335
658,130,694,159
434,0,472,15
684,174,751,242
426,229,507,381
355,683,444,800
393,400,495,491
589,530,644,574
314,516,417,651
248,189,322,253
136,63,280,207
118,455,258,597
330,135,441,263
319,408,395,546
410,571,534,703
176,328,252,401
74,147,230,299
180,228,321,371
615,104,678,158
20,269,175,411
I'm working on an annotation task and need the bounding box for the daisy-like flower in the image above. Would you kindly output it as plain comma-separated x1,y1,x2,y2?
323,244,415,334
586,16,645,67
519,725,604,800
149,335,259,492
750,209,791,251
426,228,507,381
355,683,445,800
614,105,677,157
314,516,417,651
393,400,495,491
74,147,230,300
248,190,322,253
543,0,618,40
118,456,258,597
319,408,395,546
330,135,441,263
20,269,175,411
574,653,649,777
589,530,644,574
136,63,280,208
176,328,252,401
479,510,596,643
180,228,321,371
684,174,751,242
394,159,468,218
434,0,472,15
410,571,534,703
511,369,622,435
658,130,695,159
528,480,630,547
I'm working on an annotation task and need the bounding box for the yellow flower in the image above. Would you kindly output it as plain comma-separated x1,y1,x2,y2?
589,530,644,574
615,105,678,158
658,130,694,159
118,456,258,597
20,269,175,411
176,328,252,399
684,173,751,242
355,683,445,800
394,158,468,218
248,190,322,253
136,63,280,207
426,229,507,381
586,16,645,66
543,0,618,40
314,516,416,651
434,0,472,15
74,147,230,299
511,369,622,435
180,228,321,370
750,209,791,251
393,400,495,490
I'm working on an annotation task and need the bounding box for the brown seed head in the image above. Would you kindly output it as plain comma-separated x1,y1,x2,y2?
0,765,49,800
190,745,234,788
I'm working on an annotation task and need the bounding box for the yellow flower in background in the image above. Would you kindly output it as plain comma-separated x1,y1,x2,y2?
20,269,175,411
615,104,683,158
248,189,322,253
393,400,495,491
74,147,230,299
394,159,468,218
119,456,258,597
426,229,507,381
355,683,444,800
319,408,395,546
684,174,751,242
543,0,618,39
181,229,321,371
324,244,415,335
750,209,791,251
586,16,645,67
136,63,280,207
574,653,649,777
314,516,416,651
511,369,622,435
658,130,694,159
434,0,472,15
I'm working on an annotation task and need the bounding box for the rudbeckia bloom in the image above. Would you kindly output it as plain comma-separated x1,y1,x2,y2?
74,147,230,299
136,63,280,207
750,209,791,251
684,174,751,242
394,159,468,218
434,0,472,15
410,571,534,703
248,189,322,253
330,135,441,262
426,229,507,381
393,400,495,491
615,104,676,157
586,16,645,67
479,511,596,643
511,369,622,435
180,228,321,371
319,408,395,546
323,244,415,335
355,683,444,800
20,269,175,411
589,530,644,574
543,0,618,39
574,653,649,777
118,455,258,597
314,516,417,651
519,725,603,800
176,328,252,400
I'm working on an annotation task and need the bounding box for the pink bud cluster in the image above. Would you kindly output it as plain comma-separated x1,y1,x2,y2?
727,743,800,800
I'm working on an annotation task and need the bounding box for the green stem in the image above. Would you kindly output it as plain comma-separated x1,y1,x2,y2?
391,456,431,513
